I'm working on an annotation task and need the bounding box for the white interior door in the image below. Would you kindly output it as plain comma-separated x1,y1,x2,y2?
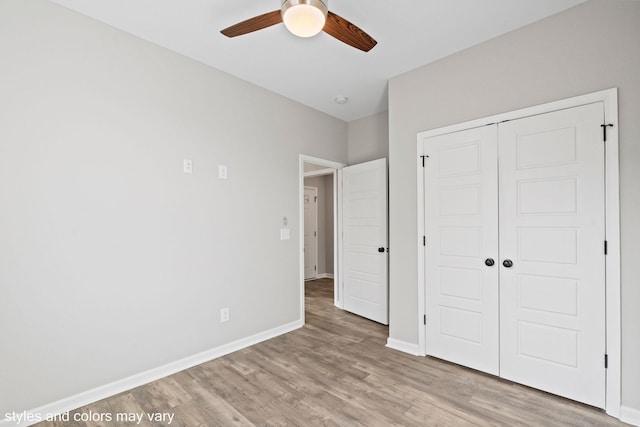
342,158,388,324
304,186,318,280
423,126,500,375
498,102,606,407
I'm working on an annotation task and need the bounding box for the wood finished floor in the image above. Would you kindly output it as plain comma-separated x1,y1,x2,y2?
37,278,625,427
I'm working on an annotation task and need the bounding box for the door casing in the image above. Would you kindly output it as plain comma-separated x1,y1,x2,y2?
416,88,620,418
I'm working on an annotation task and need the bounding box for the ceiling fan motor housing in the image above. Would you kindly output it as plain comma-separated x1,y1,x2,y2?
281,0,329,37
281,0,328,15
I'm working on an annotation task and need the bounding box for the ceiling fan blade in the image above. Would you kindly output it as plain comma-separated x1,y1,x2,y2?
220,10,282,38
323,11,377,52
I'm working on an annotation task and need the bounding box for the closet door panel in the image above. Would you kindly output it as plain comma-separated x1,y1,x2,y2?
423,125,499,375
498,102,606,408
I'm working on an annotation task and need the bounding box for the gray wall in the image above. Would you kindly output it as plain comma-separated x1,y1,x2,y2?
0,0,347,414
347,111,389,165
303,174,334,275
388,0,640,412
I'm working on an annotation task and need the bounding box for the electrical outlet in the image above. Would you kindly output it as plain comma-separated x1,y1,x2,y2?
220,307,229,323
183,159,193,174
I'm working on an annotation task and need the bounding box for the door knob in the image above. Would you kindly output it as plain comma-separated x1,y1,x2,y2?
484,258,495,267
503,259,514,268
378,247,385,253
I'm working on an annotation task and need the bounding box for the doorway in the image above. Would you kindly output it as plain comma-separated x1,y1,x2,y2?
300,155,390,325
299,155,344,322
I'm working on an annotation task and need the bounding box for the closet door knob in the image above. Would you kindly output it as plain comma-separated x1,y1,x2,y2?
484,258,495,267
378,247,385,253
503,259,514,268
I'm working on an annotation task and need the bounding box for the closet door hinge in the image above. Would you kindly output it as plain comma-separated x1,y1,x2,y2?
423,236,426,246
424,314,427,325
605,354,609,369
601,123,614,142
604,240,608,255
420,155,429,167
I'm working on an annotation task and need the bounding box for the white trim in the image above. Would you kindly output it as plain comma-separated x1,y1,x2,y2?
416,151,426,357
416,88,617,140
386,338,421,356
336,167,344,308
602,88,621,420
621,406,640,427
415,88,621,418
1,320,303,427
317,273,334,279
299,155,346,320
304,167,335,177
299,155,344,170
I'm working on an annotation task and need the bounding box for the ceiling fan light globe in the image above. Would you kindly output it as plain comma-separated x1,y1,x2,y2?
281,0,328,38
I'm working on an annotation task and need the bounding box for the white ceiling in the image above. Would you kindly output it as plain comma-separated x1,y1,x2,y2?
49,0,585,122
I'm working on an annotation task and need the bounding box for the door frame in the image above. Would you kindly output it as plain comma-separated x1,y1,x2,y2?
416,88,620,417
299,155,346,323
303,186,318,280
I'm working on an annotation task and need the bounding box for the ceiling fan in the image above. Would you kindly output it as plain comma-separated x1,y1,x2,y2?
220,0,377,52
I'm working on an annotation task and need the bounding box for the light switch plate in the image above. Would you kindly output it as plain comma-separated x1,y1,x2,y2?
280,228,290,240
218,165,227,179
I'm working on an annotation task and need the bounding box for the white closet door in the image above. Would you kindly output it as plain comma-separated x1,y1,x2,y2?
498,102,606,407
343,158,388,324
423,126,500,375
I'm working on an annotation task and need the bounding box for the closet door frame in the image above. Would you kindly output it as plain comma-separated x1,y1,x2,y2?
416,88,620,418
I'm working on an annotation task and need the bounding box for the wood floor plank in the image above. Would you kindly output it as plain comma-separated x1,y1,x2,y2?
35,278,624,426
107,393,155,427
171,379,253,427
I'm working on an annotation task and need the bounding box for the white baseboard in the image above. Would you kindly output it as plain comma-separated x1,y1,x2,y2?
304,274,334,281
621,406,640,426
385,338,422,356
1,320,303,427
